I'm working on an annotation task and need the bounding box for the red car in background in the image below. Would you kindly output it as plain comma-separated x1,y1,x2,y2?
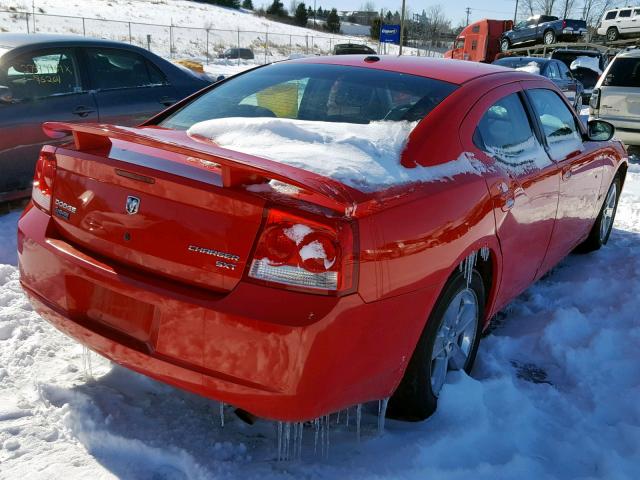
18,56,627,422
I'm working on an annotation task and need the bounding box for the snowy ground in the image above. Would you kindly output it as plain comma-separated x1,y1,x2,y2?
1,164,639,478
0,0,432,63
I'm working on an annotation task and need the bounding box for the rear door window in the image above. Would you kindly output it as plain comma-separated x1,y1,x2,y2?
605,11,617,20
85,48,168,90
619,9,631,18
1,49,81,101
474,92,550,174
527,88,583,161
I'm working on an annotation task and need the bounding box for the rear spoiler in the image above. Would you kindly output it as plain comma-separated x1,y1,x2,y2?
43,122,371,217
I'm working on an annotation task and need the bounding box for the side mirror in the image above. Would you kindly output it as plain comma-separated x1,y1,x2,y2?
0,86,13,104
587,119,615,142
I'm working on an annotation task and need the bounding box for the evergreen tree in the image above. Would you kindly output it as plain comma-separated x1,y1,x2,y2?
241,0,254,9
266,0,286,16
370,17,381,40
326,8,340,33
294,2,308,26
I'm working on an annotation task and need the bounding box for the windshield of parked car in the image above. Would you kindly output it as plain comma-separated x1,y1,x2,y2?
603,57,640,87
159,62,458,129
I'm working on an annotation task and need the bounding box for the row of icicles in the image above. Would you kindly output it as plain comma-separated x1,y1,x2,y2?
218,398,390,461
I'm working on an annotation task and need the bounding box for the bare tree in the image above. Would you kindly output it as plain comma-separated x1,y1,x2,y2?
521,0,537,17
537,0,557,15
557,0,577,17
425,4,450,46
360,1,376,12
582,0,625,27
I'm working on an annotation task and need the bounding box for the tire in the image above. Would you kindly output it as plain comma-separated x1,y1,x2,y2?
500,38,510,52
387,269,485,421
579,176,621,252
607,27,619,42
543,30,556,45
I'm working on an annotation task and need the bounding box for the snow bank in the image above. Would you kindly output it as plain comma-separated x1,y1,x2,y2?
188,117,481,191
571,56,602,74
515,62,541,75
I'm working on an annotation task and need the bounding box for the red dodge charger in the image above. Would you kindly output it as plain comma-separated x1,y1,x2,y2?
18,56,627,422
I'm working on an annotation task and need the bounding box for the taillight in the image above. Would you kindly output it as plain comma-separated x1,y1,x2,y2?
248,209,357,295
32,147,57,213
590,88,601,113
562,20,567,29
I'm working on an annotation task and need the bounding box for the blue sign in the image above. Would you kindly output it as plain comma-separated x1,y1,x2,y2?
380,24,401,44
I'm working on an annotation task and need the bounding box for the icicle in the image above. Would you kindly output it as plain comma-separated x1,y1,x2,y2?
325,414,330,459
284,422,291,460
378,397,389,435
277,421,283,461
480,246,490,262
345,407,350,428
219,402,225,428
82,346,93,380
314,418,320,455
336,409,340,424
294,422,304,459
356,403,362,443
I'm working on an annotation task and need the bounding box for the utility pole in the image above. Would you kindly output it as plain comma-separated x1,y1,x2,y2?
514,0,519,23
465,7,471,26
398,0,406,55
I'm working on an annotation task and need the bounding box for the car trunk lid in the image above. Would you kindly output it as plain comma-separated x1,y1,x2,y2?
45,122,369,293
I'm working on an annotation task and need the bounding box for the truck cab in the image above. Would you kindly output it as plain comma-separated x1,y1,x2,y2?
445,19,513,63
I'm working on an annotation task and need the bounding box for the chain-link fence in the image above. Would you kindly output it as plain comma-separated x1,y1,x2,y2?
0,9,445,65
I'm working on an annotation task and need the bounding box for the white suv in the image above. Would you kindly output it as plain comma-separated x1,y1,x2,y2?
597,7,640,41
589,48,640,146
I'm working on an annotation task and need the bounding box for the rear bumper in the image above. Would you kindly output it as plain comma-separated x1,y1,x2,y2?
18,204,437,421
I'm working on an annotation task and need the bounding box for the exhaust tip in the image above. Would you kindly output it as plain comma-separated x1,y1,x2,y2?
234,408,257,425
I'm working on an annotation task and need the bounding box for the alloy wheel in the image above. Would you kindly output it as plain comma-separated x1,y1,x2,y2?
430,287,479,396
600,183,617,242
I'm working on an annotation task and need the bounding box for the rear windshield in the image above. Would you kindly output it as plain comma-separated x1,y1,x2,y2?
603,57,640,87
159,63,458,129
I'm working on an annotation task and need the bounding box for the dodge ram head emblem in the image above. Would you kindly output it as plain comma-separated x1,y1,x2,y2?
125,196,140,215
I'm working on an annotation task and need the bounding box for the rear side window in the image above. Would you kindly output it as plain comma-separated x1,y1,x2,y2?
619,9,631,18
474,93,549,173
85,48,168,90
605,11,617,20
604,57,640,87
527,89,582,161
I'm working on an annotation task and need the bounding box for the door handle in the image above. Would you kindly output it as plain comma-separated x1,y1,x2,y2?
562,165,576,181
493,181,516,211
72,105,95,117
159,96,176,106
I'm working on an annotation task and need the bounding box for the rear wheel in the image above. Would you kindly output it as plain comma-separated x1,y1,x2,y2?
607,27,619,42
387,270,485,421
500,38,510,52
543,30,556,45
579,176,620,252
